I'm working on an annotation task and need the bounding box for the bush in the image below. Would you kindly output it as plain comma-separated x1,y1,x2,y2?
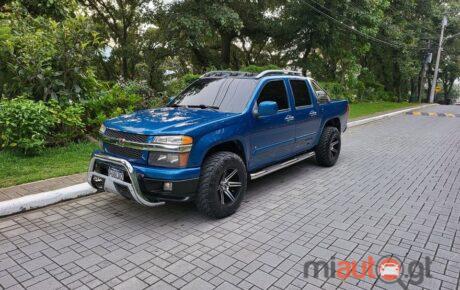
0,98,54,154
0,6,104,102
84,84,143,133
47,100,85,146
319,81,357,103
0,98,86,153
118,79,167,108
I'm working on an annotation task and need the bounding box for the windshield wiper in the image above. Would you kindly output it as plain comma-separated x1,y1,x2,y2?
168,103,184,108
188,104,219,110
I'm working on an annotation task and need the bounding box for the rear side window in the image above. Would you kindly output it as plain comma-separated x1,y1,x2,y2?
290,80,312,107
257,80,289,110
311,80,331,103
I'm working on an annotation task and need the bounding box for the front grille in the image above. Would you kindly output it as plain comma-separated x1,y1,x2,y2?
106,144,143,159
104,128,149,143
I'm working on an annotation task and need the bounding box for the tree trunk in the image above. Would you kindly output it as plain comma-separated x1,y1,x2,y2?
410,78,417,103
301,45,312,76
221,33,232,68
191,47,209,70
426,81,432,103
120,23,130,80
416,64,424,102
392,49,401,102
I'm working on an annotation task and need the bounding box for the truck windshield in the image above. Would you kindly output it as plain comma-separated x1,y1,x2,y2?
170,78,257,113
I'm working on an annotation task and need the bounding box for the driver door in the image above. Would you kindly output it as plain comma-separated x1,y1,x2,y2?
249,79,296,170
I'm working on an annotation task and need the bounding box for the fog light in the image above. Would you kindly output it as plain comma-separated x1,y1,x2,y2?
163,182,173,191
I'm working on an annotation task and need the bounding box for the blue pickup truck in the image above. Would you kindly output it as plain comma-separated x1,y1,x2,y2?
88,70,348,218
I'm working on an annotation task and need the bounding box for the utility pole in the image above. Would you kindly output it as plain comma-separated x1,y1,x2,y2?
429,16,448,103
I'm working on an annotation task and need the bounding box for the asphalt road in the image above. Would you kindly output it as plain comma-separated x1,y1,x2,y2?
0,105,459,290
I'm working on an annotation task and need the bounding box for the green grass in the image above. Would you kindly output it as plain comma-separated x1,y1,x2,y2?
349,101,417,120
0,142,98,188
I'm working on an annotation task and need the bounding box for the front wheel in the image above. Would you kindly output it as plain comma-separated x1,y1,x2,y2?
315,126,341,167
195,152,247,218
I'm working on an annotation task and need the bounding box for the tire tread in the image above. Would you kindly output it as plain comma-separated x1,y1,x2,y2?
195,151,246,218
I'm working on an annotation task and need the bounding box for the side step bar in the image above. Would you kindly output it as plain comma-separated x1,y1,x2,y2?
250,151,315,180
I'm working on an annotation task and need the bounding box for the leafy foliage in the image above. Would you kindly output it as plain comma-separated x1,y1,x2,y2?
0,97,86,153
47,100,85,145
240,65,280,73
165,73,201,97
83,84,143,132
0,4,104,102
0,98,54,154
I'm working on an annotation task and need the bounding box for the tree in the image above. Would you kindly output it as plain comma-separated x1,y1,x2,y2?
156,0,282,70
79,0,155,79
0,3,104,101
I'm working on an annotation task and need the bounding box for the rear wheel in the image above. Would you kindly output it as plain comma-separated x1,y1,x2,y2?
195,152,247,218
315,126,341,167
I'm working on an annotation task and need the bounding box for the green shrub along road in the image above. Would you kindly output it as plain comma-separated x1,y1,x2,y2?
0,101,421,188
0,142,97,188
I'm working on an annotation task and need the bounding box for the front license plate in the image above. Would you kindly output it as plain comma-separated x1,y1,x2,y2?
108,167,124,181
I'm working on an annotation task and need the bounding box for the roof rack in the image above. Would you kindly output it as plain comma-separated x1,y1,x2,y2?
201,71,255,78
255,70,303,78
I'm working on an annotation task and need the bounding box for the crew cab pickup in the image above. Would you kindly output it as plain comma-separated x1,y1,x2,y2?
88,70,349,218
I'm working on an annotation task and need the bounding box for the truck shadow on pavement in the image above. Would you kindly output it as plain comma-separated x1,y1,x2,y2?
95,158,322,225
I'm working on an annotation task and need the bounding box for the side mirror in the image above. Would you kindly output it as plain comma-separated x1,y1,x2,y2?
257,101,278,117
316,91,329,104
167,96,176,106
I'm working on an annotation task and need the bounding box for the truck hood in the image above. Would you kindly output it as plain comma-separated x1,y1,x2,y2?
104,107,237,135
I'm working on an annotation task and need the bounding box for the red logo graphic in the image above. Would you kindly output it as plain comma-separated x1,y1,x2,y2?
377,257,402,282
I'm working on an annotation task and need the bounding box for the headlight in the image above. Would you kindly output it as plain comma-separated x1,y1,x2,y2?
148,135,193,167
148,152,189,168
99,124,107,134
153,135,193,145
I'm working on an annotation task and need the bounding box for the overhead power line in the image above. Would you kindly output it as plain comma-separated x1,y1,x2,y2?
303,0,402,48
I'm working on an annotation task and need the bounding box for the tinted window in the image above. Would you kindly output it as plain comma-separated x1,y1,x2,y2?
257,80,289,110
290,80,311,107
172,78,257,113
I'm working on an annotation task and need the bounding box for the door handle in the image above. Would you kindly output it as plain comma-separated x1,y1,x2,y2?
309,111,317,117
285,115,295,122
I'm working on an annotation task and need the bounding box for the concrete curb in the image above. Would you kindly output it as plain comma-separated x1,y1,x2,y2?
348,103,438,128
0,183,96,217
0,103,438,217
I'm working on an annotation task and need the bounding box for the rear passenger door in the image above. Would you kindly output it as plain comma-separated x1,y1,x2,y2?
289,79,321,151
249,79,296,170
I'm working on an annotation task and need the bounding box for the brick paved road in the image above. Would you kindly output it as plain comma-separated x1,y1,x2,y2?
1,105,459,290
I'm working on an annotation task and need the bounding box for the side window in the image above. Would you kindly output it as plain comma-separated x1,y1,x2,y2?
311,80,331,103
257,80,289,110
290,80,312,107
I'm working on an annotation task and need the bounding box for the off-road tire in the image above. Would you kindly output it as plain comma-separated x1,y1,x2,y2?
195,152,247,218
315,126,341,167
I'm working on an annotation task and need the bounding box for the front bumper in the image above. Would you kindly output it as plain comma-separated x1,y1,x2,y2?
87,153,199,205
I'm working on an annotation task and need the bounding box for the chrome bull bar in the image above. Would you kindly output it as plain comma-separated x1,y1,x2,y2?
87,153,164,207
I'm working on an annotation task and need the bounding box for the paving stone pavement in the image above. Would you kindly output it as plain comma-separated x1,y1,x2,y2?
0,105,459,290
0,173,86,202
